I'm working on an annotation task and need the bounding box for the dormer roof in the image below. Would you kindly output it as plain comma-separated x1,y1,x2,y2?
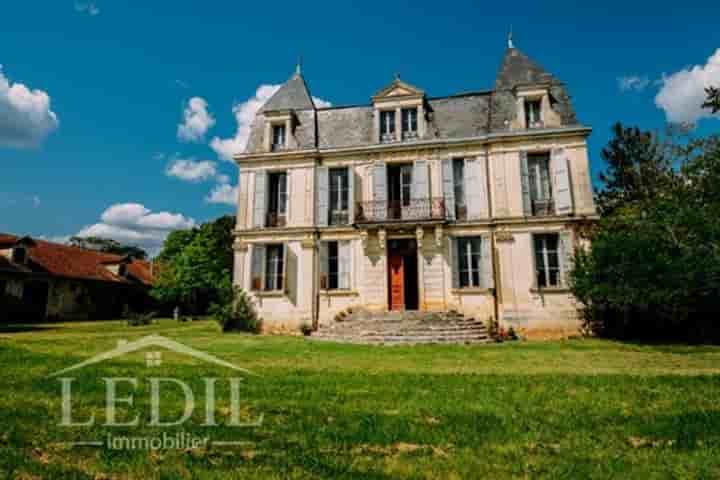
372,77,425,102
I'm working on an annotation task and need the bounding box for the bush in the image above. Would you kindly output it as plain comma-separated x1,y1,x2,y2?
299,322,313,336
126,311,155,326
210,285,262,333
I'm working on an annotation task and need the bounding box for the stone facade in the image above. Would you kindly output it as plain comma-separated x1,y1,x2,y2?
233,46,597,337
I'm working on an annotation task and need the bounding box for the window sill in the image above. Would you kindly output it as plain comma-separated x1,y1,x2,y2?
320,289,359,297
451,288,493,295
530,287,570,294
253,290,286,298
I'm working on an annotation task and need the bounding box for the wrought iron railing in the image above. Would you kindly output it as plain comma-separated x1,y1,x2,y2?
532,199,555,217
355,198,446,224
266,212,286,227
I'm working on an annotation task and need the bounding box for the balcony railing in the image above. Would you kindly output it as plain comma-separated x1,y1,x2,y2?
266,212,286,227
531,198,555,217
355,198,446,224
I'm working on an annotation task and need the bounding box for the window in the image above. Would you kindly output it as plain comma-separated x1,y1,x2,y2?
271,124,286,151
12,247,27,264
452,158,466,220
534,234,561,288
265,244,285,291
329,168,349,225
401,108,418,139
525,99,542,128
320,240,351,290
527,153,553,216
457,237,482,288
118,264,127,277
267,172,287,227
380,110,395,142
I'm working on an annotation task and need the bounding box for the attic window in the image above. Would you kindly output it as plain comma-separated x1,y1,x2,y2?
401,108,418,140
525,99,543,128
379,110,396,143
12,247,27,264
271,124,286,151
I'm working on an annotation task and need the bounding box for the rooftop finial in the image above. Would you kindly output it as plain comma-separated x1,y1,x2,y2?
296,55,302,75
508,26,514,49
395,72,401,81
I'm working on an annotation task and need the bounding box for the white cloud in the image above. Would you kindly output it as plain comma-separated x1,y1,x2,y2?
205,182,238,206
74,1,100,16
0,66,59,149
313,96,332,108
76,203,196,255
166,158,217,182
655,48,720,125
32,195,40,208
210,84,281,161
177,97,215,142
618,75,650,92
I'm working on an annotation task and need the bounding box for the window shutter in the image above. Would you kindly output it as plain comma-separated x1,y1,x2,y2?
319,242,329,290
253,171,267,228
285,244,298,303
477,154,489,218
339,240,352,289
465,158,482,219
282,243,289,294
520,152,532,216
450,237,460,289
316,167,329,227
372,162,387,221
552,148,574,215
441,158,456,220
411,160,429,200
559,231,573,287
481,234,494,289
250,244,265,291
347,166,355,224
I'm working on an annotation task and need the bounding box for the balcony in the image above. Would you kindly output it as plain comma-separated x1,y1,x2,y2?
531,199,555,217
355,198,446,225
266,212,286,228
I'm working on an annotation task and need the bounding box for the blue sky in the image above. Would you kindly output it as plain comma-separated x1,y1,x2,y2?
1,1,718,254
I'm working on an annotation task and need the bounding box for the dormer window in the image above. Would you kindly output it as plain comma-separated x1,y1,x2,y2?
271,124,286,151
401,108,418,140
12,247,27,264
525,99,543,128
379,110,395,143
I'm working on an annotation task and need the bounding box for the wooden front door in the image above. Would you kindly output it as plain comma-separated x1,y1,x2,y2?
388,254,405,311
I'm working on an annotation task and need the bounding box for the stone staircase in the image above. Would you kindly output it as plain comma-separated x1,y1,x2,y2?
309,310,490,345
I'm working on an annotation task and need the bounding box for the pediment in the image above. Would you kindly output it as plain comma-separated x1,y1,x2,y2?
372,78,424,101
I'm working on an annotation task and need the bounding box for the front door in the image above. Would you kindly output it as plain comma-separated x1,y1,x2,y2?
388,254,405,311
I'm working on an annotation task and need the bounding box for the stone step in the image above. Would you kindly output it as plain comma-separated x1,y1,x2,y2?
309,335,490,345
322,322,486,332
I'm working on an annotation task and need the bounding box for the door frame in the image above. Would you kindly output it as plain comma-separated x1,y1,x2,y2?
386,238,419,311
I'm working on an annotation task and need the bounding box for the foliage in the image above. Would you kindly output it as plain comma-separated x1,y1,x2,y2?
210,278,262,333
69,236,148,260
299,322,314,336
703,85,720,114
571,127,720,341
151,215,235,314
126,311,156,326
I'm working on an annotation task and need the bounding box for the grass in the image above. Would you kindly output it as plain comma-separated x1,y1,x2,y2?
0,319,719,479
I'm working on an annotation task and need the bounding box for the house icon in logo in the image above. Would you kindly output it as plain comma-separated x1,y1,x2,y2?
48,335,257,377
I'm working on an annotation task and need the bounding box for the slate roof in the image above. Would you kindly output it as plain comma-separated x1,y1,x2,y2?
244,46,579,154
0,233,154,286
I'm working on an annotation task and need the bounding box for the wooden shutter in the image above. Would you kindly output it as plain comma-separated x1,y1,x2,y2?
520,151,532,216
552,148,574,215
559,231,573,287
316,166,329,227
481,234,494,289
411,160,429,200
250,244,265,291
465,158,482,219
253,171,267,228
339,240,351,290
319,241,329,290
450,237,460,289
285,244,298,303
347,166,355,224
441,158,456,220
372,162,387,221
281,243,288,293
477,154,489,218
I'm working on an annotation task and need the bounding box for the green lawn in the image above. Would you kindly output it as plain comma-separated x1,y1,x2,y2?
1,320,719,479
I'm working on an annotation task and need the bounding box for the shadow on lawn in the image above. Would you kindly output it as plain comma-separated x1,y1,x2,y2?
0,324,58,334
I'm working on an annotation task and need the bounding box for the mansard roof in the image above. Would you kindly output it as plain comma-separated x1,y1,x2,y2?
243,46,580,154
262,70,316,112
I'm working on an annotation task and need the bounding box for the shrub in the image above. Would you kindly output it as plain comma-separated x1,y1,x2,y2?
299,322,314,336
210,285,262,333
126,311,155,326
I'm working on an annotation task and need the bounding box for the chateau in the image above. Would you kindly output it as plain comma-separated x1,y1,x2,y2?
232,43,596,336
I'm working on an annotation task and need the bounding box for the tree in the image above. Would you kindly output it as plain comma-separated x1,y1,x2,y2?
69,236,148,260
151,215,235,314
595,123,674,215
703,86,720,114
